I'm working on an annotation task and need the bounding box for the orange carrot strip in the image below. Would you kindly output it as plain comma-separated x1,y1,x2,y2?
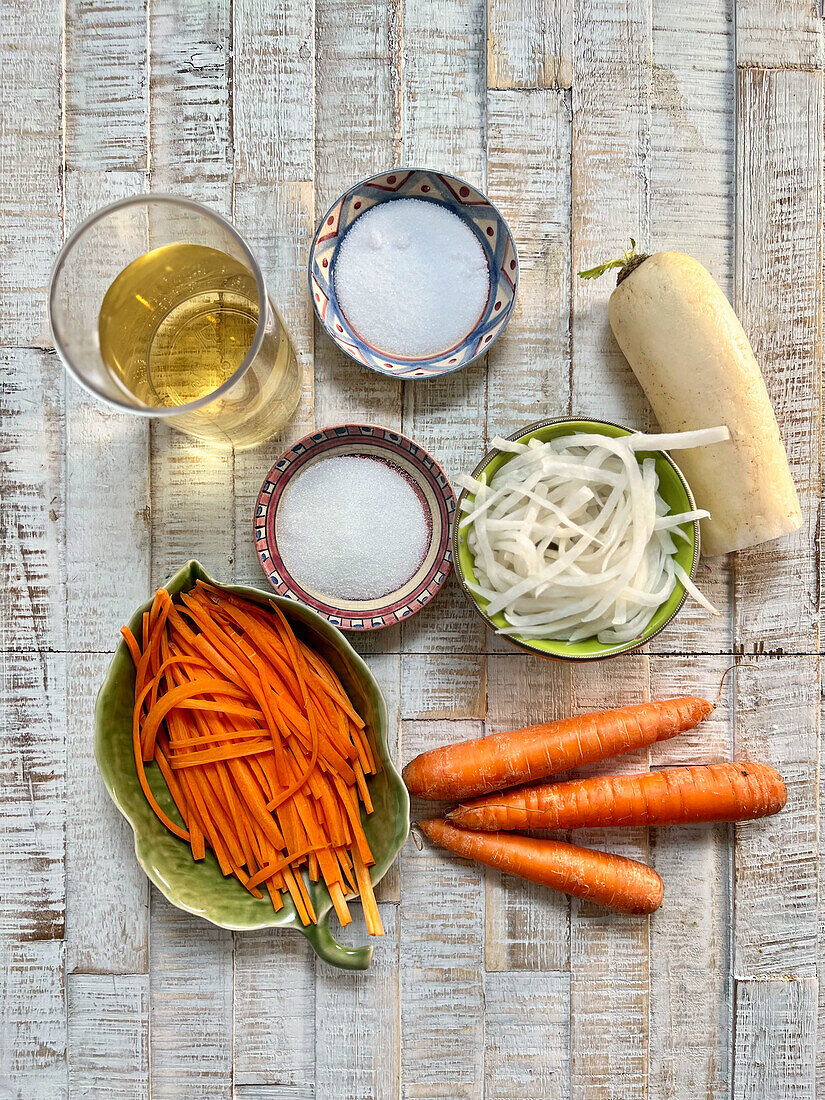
168,741,273,769
354,761,373,814
328,881,352,928
351,847,383,937
246,845,324,891
121,626,142,668
418,819,664,915
331,773,374,867
131,681,190,842
403,697,714,801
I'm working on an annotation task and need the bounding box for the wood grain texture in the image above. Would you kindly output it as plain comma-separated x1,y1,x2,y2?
487,0,573,89
149,0,233,210
149,895,233,1099
0,649,65,942
400,653,486,719
735,0,822,69
733,655,819,978
63,0,148,172
570,0,652,425
0,940,67,1099
67,973,150,1100
233,930,316,1088
0,0,62,347
733,978,817,1100
734,67,822,656
65,652,149,974
233,0,315,183
315,906,400,1100
0,349,66,651
400,717,484,1100
485,972,571,1100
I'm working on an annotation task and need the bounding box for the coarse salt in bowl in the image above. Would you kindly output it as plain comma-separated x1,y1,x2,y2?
309,169,519,380
255,424,457,630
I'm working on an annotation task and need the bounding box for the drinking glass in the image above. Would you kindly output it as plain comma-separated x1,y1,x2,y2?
49,195,302,449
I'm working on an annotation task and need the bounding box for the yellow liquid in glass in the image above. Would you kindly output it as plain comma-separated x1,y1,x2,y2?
98,243,300,446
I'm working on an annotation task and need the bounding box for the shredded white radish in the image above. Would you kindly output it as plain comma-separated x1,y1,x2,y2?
462,428,726,645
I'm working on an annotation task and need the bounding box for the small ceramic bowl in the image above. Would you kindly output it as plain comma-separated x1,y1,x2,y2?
453,418,701,661
95,561,410,970
255,424,456,630
308,168,519,380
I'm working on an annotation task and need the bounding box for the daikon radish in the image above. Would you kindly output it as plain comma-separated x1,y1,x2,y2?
581,247,801,556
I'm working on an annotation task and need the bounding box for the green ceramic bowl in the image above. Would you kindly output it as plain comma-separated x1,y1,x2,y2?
453,418,700,661
94,560,410,970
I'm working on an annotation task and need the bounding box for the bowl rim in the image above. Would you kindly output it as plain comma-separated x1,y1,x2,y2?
94,560,411,965
254,422,456,630
307,166,520,381
452,416,701,662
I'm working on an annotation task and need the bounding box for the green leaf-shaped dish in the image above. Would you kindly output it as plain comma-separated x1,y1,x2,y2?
94,560,410,970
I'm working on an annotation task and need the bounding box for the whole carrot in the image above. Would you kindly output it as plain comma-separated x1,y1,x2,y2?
403,697,712,801
447,761,787,832
417,819,663,915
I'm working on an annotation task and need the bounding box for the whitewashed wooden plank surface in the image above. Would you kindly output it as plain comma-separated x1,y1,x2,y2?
1,0,823,1096
67,973,149,1100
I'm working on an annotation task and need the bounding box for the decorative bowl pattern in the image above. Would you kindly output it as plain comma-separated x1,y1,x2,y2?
308,168,519,379
255,424,456,630
453,418,701,662
94,560,410,970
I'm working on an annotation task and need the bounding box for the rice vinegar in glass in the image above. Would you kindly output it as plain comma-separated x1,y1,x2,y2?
97,242,300,448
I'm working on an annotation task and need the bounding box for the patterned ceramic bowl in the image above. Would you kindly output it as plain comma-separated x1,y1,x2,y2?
454,418,701,661
95,561,410,970
308,168,519,379
255,424,456,630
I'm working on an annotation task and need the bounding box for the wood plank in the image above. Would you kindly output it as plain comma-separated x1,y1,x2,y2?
486,89,572,436
736,0,822,69
62,170,151,654
67,974,149,1100
232,181,315,588
63,0,148,171
314,906,400,1100
487,0,573,89
734,68,822,656
0,0,62,347
313,0,402,442
402,0,486,181
149,0,232,210
571,0,652,426
0,939,67,1099
235,1089,315,1100
149,894,233,1099
647,0,735,655
400,654,486,720
233,930,316,1088
733,978,817,1100
648,654,732,765
648,825,731,1099
401,360,488,657
485,655,571,971
733,655,819,977
569,655,651,1100
232,0,314,184
484,972,571,1100
0,348,66,651
399,719,485,1100
65,652,148,974
0,649,65,942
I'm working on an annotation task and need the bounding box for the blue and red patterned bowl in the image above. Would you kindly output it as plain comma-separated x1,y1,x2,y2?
255,424,456,630
308,168,519,380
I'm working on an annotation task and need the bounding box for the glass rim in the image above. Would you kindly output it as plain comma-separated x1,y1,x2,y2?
48,192,269,418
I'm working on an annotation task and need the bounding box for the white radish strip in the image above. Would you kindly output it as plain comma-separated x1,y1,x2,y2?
624,426,730,451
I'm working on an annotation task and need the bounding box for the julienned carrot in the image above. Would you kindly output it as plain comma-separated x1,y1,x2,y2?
448,761,788,832
418,819,664,915
402,697,713,801
123,583,383,935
